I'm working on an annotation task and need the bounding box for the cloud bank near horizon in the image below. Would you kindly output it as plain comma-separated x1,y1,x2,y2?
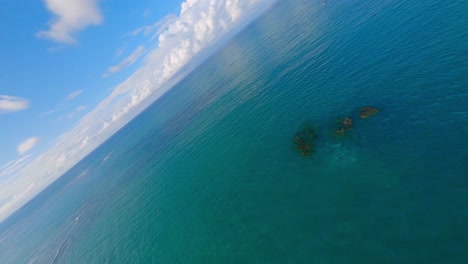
0,0,276,222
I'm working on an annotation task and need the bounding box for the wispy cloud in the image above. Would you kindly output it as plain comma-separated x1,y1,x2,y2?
66,105,87,119
36,0,103,44
17,137,40,155
115,47,125,57
41,90,84,116
0,95,30,114
76,105,87,112
143,8,152,18
103,46,146,77
0,155,32,180
0,0,276,222
66,89,84,100
40,107,63,117
125,14,177,38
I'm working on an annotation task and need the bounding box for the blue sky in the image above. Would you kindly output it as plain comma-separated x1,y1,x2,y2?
0,0,179,162
0,0,275,221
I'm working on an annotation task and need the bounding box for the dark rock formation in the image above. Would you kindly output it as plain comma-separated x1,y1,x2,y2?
359,106,379,119
293,124,318,156
333,116,353,137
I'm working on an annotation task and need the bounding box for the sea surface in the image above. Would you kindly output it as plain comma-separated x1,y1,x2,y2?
1,0,467,263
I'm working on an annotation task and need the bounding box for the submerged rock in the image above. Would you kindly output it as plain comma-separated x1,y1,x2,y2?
333,116,353,137
342,117,353,129
293,124,318,156
359,106,379,119
333,127,346,137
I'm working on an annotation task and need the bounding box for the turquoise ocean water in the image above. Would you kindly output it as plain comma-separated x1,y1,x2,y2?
1,0,467,263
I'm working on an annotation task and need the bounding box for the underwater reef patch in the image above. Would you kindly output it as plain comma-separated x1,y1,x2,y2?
293,124,318,157
293,106,380,156
359,106,380,119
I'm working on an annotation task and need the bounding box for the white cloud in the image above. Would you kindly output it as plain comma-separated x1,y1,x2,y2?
37,0,103,44
66,89,84,100
0,184,36,220
0,0,276,223
80,136,89,149
17,137,40,155
0,95,30,113
104,46,146,77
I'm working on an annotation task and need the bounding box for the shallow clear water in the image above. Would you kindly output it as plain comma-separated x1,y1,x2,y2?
1,0,467,263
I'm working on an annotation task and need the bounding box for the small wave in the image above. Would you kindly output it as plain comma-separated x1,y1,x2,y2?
78,169,89,178
103,151,114,161
50,231,75,264
64,169,90,188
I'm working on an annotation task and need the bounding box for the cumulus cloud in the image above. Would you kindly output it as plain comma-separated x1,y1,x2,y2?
37,0,103,44
104,46,146,77
0,0,276,223
17,137,40,155
66,89,84,100
100,0,273,124
0,95,30,113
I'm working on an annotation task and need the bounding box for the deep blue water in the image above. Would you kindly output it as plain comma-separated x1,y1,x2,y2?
1,0,467,263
